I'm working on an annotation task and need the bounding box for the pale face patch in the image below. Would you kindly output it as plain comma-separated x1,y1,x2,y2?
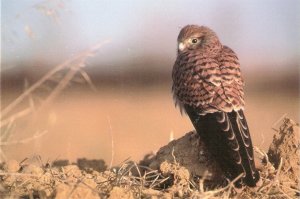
178,42,186,51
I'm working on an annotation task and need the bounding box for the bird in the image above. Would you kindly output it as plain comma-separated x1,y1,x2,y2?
172,25,260,187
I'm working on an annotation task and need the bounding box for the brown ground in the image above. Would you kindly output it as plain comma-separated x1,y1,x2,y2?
2,87,299,165
1,118,299,198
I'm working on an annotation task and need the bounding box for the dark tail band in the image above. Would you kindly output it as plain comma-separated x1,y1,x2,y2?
185,105,260,187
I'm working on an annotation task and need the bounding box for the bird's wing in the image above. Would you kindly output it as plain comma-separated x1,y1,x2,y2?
172,51,222,114
172,46,245,114
214,45,245,111
209,46,259,186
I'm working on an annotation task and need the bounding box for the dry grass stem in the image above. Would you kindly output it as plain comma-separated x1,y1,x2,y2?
0,130,48,146
0,40,110,162
107,116,115,170
1,39,110,119
271,113,287,131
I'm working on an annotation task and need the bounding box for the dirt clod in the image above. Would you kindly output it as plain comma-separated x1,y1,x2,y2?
3,160,20,173
109,187,134,199
55,182,99,199
149,131,223,181
267,118,300,193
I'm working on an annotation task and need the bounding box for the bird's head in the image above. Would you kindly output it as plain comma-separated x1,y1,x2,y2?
177,25,222,55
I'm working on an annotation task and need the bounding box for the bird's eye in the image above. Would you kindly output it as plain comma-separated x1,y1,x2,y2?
191,38,198,44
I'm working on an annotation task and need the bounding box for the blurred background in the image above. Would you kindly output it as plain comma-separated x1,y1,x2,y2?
1,0,299,165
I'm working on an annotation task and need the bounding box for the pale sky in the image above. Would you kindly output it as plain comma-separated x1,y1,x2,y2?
2,0,300,72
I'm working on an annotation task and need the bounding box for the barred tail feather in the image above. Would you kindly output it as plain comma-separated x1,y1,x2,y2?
184,105,260,187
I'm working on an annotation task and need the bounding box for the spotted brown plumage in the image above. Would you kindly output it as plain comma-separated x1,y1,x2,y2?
172,25,260,187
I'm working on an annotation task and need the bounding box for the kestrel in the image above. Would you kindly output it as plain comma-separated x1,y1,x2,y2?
172,25,260,187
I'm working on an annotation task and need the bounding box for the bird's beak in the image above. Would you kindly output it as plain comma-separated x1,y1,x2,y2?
178,42,185,51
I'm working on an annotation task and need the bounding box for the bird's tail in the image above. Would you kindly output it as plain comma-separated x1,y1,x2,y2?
229,110,260,186
185,106,260,187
